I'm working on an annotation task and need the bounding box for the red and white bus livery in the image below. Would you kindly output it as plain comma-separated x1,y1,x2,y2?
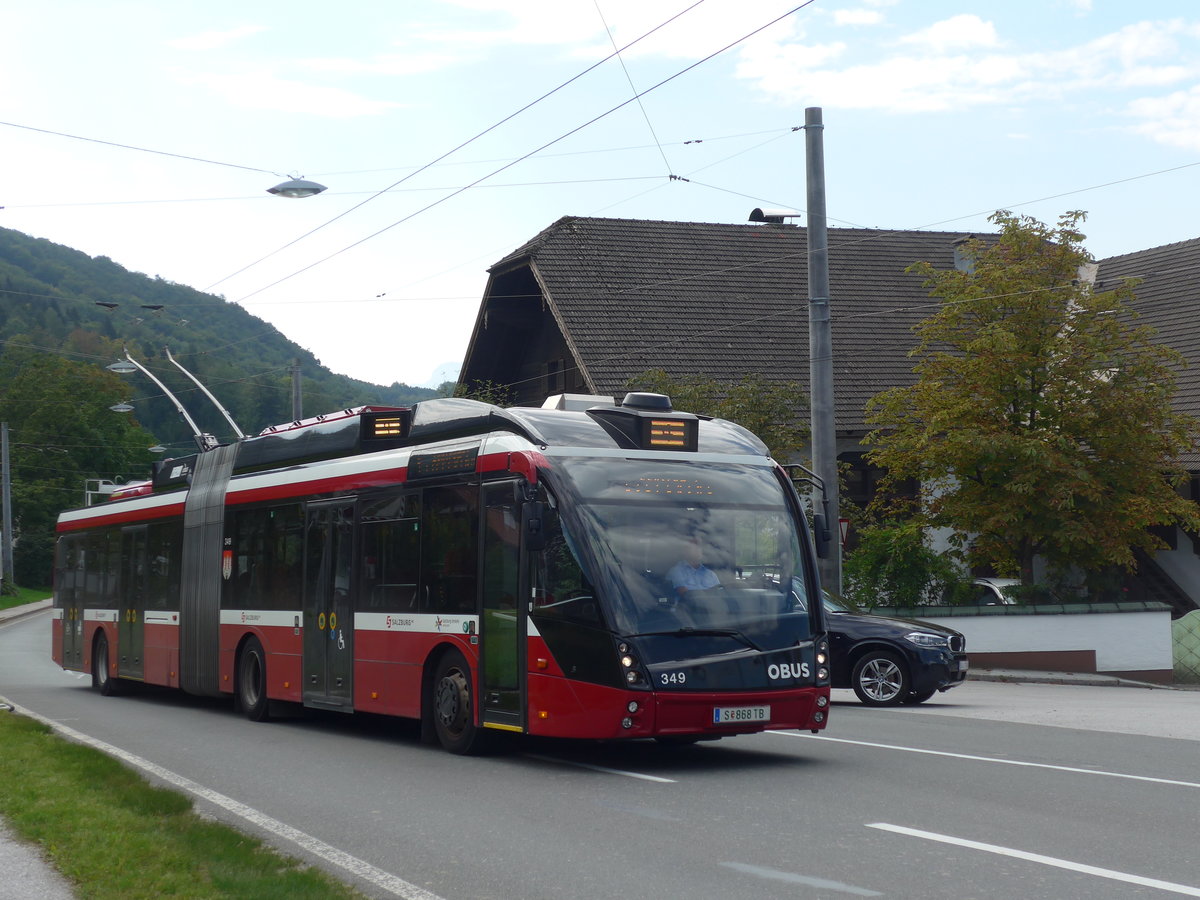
53,393,831,753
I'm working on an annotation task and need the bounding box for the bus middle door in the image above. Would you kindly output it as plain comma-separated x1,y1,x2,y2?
303,500,355,711
118,526,146,680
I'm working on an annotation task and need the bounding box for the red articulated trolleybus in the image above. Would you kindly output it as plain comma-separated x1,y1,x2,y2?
53,392,831,753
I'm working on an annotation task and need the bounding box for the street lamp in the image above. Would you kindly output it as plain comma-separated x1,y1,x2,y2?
109,401,134,413
267,178,326,198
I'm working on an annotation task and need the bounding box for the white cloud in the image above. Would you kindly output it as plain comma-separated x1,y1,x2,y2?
1127,85,1200,151
832,10,884,27
175,70,404,118
167,25,266,52
897,14,1000,52
735,16,1200,115
300,54,463,77
424,0,804,62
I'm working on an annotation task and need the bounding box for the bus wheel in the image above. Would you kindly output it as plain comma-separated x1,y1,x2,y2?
432,650,482,754
92,634,120,696
238,638,270,722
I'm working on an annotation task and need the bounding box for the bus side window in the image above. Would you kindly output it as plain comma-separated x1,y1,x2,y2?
360,493,421,612
146,521,182,612
421,485,478,615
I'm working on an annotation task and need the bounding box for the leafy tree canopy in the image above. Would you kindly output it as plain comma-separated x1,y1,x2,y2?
627,369,809,463
0,344,159,586
865,210,1199,584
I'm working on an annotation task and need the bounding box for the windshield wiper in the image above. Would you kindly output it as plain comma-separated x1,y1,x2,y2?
632,628,763,651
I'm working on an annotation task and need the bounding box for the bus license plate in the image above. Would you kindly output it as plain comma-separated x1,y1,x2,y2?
713,705,770,725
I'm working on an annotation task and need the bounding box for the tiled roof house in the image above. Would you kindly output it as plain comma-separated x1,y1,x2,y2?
461,215,979,438
460,216,1200,610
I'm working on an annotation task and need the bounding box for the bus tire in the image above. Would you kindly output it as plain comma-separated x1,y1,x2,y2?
431,649,485,755
237,637,271,722
92,633,121,696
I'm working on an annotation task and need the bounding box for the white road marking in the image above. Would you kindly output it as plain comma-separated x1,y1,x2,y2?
721,861,882,896
868,823,1200,897
525,753,677,782
772,732,1200,790
2,698,445,900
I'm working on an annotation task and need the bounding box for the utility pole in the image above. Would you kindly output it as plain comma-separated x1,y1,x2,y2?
1,423,13,588
805,107,841,594
291,359,303,421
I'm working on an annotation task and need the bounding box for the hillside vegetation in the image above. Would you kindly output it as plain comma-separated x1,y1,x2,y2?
0,225,449,586
0,225,440,443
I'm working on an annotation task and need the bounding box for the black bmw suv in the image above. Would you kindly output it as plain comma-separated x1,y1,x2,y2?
823,593,968,706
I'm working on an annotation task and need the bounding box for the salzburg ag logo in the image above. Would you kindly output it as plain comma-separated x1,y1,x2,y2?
435,616,445,632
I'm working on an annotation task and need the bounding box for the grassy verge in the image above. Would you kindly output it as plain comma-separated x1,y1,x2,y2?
1,584,50,612
0,711,363,899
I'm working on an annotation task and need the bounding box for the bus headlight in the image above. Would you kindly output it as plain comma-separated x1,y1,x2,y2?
615,640,649,689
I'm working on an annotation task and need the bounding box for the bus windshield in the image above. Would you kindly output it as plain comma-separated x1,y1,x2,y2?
543,456,816,651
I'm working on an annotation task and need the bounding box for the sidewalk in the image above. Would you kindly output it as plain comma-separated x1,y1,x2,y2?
971,666,1200,690
0,599,75,898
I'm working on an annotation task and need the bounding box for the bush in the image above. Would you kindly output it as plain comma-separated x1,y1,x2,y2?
844,521,966,609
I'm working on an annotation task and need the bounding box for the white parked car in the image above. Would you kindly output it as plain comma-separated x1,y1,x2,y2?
969,577,1019,605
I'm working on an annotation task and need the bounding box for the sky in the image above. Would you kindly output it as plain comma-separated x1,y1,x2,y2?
4,0,1200,389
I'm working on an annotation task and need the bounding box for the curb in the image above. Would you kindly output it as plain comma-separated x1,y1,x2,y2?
970,667,1198,691
0,599,52,626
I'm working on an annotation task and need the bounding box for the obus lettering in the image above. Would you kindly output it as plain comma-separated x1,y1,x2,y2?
767,662,810,680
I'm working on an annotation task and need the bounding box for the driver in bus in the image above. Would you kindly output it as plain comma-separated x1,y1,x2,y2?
667,539,721,597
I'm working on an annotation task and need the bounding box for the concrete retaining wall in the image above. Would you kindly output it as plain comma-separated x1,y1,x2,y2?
871,602,1174,683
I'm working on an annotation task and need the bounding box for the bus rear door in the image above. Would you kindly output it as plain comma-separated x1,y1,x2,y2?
303,500,355,711
56,536,85,670
118,526,146,681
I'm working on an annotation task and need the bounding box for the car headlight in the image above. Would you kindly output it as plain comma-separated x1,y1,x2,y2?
906,631,950,649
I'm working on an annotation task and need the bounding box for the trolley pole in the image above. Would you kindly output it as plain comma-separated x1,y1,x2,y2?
291,359,303,421
805,107,841,595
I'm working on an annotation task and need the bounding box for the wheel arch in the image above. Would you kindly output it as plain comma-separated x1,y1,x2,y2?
419,640,478,744
844,639,908,675
232,630,267,695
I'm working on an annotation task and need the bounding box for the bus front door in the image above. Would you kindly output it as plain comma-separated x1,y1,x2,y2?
480,483,525,731
303,500,355,711
118,526,146,680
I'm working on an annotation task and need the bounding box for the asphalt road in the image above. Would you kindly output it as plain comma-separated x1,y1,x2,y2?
4,609,1199,900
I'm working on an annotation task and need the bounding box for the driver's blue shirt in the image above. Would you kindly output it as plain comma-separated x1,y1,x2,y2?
668,561,720,594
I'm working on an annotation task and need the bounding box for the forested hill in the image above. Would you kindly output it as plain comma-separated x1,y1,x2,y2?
0,225,442,444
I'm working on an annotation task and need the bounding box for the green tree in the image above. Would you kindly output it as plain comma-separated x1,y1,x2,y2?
0,345,157,586
865,211,1199,584
843,521,966,609
628,370,808,463
453,379,516,407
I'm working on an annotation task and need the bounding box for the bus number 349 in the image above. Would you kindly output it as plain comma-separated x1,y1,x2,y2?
660,671,687,685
